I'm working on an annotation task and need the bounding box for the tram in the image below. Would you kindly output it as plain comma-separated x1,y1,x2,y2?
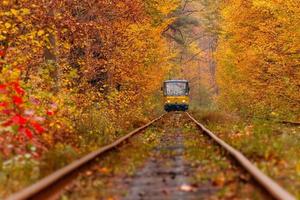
162,80,190,112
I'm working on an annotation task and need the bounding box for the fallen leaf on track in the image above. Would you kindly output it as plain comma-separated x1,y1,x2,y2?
179,184,197,192
98,167,110,174
213,173,225,187
85,170,93,176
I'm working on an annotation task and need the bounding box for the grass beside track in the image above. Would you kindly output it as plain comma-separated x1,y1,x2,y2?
182,116,268,199
190,109,300,198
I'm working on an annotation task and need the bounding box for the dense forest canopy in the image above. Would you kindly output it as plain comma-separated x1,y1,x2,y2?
217,0,300,119
0,0,179,157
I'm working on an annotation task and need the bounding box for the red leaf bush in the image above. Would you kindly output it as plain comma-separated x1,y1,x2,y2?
0,78,47,159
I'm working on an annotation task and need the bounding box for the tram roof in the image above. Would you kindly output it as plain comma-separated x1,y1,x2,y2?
164,80,188,83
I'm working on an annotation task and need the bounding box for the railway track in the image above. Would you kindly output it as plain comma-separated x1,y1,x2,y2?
6,112,296,200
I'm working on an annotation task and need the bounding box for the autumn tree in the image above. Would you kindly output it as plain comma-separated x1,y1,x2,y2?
216,0,300,120
0,0,179,158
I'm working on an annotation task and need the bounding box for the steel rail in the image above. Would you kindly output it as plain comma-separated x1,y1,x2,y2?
7,114,166,200
186,112,296,200
278,120,300,126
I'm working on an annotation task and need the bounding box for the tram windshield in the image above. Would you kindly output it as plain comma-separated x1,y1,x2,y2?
164,81,189,96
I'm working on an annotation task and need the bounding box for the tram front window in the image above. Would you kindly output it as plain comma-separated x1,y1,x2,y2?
164,82,188,96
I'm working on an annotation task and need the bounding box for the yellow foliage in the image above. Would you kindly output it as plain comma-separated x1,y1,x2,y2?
216,0,300,119
0,0,180,148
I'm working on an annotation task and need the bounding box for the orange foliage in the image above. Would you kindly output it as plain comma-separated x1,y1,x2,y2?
0,0,179,157
217,0,300,120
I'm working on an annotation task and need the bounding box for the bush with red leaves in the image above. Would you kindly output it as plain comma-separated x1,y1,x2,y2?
0,49,5,58
0,79,46,159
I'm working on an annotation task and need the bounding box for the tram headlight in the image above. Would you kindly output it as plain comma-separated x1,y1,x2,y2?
182,100,186,103
167,100,171,103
